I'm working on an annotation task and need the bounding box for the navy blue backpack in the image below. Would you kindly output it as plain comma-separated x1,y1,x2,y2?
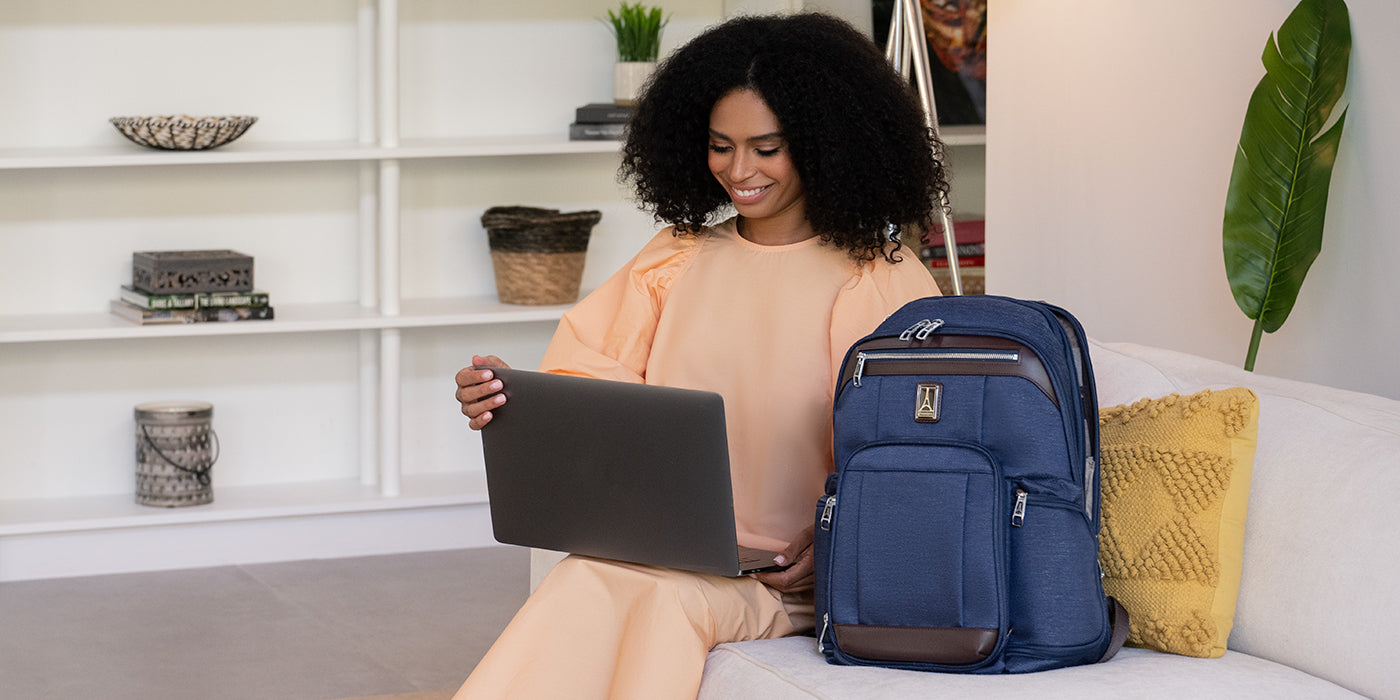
815,295,1128,673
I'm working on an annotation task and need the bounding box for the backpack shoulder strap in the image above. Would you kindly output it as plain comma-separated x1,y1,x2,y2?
1097,597,1131,663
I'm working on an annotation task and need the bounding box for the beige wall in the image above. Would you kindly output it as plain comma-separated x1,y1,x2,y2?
988,0,1400,399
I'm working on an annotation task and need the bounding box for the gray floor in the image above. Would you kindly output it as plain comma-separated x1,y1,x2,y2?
0,546,530,700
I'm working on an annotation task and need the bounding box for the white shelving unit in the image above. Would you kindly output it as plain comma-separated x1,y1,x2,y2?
0,2,638,581
0,1,985,581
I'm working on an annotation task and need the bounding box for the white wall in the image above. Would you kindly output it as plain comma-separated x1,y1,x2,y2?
729,0,873,34
989,0,1400,400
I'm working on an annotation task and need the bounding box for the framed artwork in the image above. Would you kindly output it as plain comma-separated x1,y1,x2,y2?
872,0,987,125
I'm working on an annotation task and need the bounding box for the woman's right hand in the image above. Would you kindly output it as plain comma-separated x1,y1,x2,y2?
455,355,511,430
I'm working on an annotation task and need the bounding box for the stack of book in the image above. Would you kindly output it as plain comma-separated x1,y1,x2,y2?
110,249,275,324
568,102,632,141
921,219,986,295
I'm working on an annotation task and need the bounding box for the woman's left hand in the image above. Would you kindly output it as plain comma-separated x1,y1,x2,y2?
754,525,815,593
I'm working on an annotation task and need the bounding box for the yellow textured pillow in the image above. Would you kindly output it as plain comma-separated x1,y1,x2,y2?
1097,387,1259,658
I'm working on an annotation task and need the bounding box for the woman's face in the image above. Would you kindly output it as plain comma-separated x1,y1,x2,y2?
707,89,806,228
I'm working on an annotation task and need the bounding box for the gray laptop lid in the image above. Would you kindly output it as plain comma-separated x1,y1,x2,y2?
480,368,777,577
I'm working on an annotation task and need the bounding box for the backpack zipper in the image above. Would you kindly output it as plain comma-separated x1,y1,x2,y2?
898,318,946,341
1012,488,1088,524
852,349,1021,387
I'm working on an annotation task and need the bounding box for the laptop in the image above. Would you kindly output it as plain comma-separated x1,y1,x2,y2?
478,367,785,577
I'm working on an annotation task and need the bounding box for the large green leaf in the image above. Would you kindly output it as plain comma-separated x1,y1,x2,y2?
1223,0,1351,369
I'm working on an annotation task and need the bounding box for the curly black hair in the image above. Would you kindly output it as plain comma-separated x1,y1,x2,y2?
619,11,949,263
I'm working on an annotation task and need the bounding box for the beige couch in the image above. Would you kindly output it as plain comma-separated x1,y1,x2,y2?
694,340,1400,699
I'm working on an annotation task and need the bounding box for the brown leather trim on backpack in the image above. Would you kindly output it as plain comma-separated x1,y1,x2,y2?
833,624,998,665
1098,597,1131,663
838,336,1058,407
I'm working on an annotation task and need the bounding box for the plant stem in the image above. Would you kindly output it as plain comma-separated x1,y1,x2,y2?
1244,317,1264,372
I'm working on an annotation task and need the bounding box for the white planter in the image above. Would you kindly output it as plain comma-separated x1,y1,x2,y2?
613,61,656,105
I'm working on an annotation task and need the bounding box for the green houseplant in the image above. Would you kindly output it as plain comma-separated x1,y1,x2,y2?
605,2,669,62
604,2,669,105
1223,0,1351,371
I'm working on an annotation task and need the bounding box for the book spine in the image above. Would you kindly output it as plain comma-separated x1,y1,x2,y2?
574,105,634,124
118,286,270,310
110,299,185,324
110,299,275,324
922,243,986,259
569,122,625,141
926,220,986,247
119,285,198,311
197,291,270,308
199,306,276,323
927,255,986,269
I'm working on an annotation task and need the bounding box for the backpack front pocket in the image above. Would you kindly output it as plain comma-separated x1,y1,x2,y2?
1005,487,1110,665
825,442,1007,668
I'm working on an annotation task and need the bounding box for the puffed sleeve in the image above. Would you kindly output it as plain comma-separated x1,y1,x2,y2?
538,228,698,383
827,247,944,384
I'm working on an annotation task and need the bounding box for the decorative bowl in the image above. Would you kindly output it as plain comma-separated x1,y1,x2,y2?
109,115,258,151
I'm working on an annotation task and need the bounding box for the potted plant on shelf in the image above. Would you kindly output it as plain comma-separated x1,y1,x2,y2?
1222,0,1351,371
604,2,669,105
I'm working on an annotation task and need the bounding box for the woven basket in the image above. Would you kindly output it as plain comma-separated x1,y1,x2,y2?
134,401,218,507
481,206,601,305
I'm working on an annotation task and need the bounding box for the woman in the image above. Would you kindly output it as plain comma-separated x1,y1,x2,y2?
453,12,947,699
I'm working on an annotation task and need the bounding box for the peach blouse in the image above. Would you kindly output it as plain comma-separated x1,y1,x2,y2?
540,217,942,552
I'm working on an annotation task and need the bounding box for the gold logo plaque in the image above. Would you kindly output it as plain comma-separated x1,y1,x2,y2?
915,383,943,423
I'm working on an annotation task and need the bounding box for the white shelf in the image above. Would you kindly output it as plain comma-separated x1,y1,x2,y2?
0,295,576,345
0,470,489,537
938,124,987,147
0,135,622,171
0,129,980,171
393,136,624,159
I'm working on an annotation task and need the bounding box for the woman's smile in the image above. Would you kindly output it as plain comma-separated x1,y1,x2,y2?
730,183,772,202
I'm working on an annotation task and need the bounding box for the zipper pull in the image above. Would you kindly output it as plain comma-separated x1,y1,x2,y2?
820,496,837,531
1084,456,1097,517
914,318,945,340
1012,489,1028,527
852,354,867,388
898,319,931,341
818,613,831,653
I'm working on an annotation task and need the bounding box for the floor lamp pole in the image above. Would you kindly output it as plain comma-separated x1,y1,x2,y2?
885,0,963,295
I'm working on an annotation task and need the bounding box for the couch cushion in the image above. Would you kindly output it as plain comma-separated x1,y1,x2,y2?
699,637,1363,699
1097,387,1259,657
1087,341,1400,698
